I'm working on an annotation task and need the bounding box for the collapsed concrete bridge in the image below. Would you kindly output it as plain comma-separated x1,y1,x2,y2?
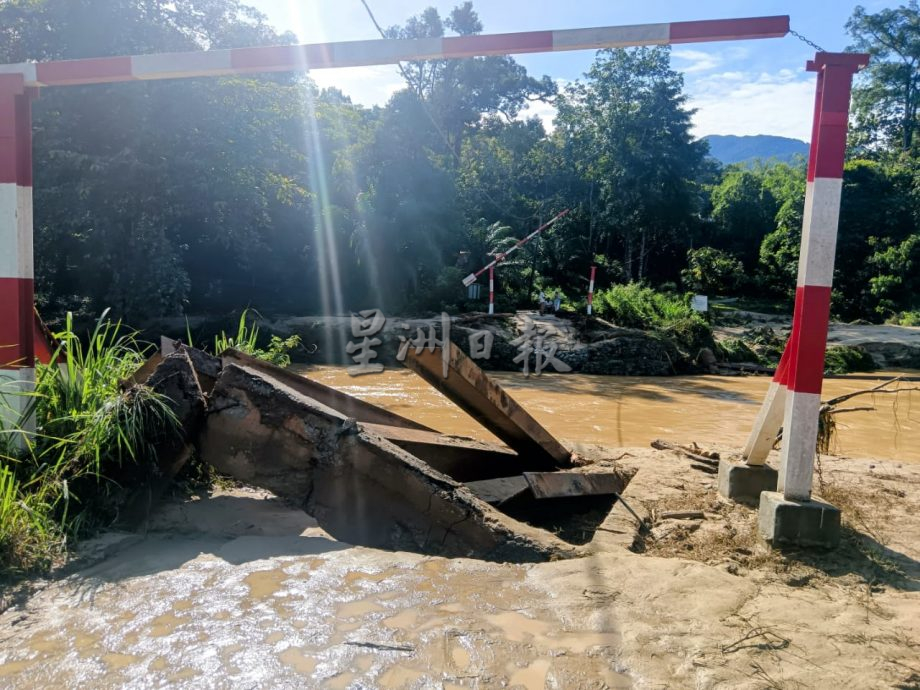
130,340,634,562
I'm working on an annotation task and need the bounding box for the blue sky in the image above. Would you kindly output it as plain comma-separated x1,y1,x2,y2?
247,0,899,140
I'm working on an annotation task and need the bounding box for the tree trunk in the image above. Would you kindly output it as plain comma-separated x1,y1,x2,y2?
624,235,633,282
638,229,647,281
527,216,542,302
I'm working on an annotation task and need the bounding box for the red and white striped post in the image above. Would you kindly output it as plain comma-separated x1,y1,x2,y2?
778,53,867,500
743,53,868,502
488,265,495,315
587,266,597,316
742,346,791,464
0,74,36,432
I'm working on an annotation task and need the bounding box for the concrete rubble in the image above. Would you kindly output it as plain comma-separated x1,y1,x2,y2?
135,342,634,562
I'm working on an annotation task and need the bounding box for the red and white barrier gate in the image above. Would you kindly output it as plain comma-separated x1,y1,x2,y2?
0,15,869,491
462,210,570,291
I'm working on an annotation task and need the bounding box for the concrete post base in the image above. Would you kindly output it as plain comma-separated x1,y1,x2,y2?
717,458,777,505
758,491,841,548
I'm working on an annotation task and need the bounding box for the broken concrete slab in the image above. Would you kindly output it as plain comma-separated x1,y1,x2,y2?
216,358,520,483
525,471,628,499
118,351,206,528
465,476,530,506
361,422,526,482
717,458,778,505
144,350,207,478
159,337,222,394
758,491,841,548
403,342,573,469
199,363,578,561
221,348,434,432
467,465,633,502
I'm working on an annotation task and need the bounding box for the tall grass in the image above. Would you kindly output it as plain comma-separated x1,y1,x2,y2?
595,283,697,330
212,309,301,367
594,283,714,354
0,311,177,579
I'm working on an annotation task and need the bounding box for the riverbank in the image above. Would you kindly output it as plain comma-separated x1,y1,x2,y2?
714,306,920,371
145,309,920,376
1,444,917,688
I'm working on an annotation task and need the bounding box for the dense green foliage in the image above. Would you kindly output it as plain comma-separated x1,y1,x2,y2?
847,1,920,154
593,283,713,354
594,283,696,330
1,313,177,578
0,1,917,326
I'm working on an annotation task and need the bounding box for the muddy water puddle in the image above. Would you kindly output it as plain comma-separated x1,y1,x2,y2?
0,541,629,688
298,367,920,461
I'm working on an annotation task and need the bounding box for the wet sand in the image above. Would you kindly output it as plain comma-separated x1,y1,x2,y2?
0,488,630,689
1,447,919,689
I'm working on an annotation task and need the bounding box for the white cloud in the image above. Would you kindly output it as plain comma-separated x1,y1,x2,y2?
516,78,566,132
672,49,722,74
518,98,558,132
307,65,405,106
686,70,815,140
303,64,815,142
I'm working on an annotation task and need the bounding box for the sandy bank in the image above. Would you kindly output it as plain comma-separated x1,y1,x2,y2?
1,445,917,689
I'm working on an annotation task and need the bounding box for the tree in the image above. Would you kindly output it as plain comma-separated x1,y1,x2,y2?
555,47,708,282
682,247,745,295
709,169,777,269
758,159,919,320
847,2,920,153
384,2,556,156
3,0,321,319
868,233,920,317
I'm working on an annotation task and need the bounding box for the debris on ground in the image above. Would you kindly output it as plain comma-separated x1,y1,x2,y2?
129,341,634,561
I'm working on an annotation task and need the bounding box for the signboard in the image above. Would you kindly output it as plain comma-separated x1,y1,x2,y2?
691,295,709,313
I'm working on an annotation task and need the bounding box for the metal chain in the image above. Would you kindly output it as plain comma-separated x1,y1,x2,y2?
789,28,826,53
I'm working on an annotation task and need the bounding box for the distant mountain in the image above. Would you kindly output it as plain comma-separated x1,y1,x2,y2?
703,134,809,166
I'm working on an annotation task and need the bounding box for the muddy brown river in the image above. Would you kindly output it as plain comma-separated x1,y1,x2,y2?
301,367,920,462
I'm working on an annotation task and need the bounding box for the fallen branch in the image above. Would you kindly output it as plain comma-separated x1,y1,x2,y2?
722,626,790,654
660,511,705,520
344,641,414,652
651,439,720,467
827,406,876,415
823,377,920,408
691,463,718,475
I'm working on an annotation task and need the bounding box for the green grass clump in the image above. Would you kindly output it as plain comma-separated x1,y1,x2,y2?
212,309,301,367
716,337,762,364
0,465,62,577
1,311,178,580
595,283,696,329
824,345,877,374
891,310,920,327
595,283,714,353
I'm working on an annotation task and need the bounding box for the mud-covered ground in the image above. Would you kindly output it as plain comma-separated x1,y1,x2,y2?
714,307,920,370
1,446,918,689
